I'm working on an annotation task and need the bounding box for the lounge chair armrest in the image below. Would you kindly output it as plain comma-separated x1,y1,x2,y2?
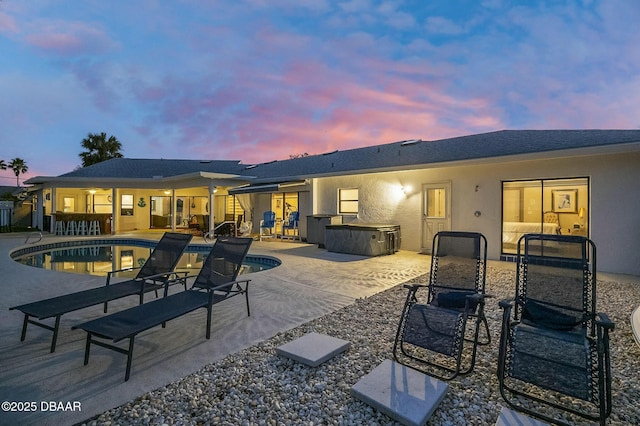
596,312,615,330
499,298,514,310
139,271,184,283
106,267,142,285
403,283,427,302
468,293,493,302
207,278,251,292
404,283,427,289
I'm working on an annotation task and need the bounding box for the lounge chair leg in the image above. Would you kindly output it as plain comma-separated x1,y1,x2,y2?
20,314,29,341
83,333,92,366
50,315,61,353
245,291,251,317
206,306,212,339
125,337,135,382
103,301,108,313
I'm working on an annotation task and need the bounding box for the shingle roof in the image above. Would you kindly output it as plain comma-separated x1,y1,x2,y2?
242,129,640,182
59,158,247,179
34,130,640,185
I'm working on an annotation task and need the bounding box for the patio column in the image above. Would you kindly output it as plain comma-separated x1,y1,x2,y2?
208,183,216,234
109,187,116,234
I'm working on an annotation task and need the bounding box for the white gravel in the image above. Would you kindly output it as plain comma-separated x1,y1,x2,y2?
81,265,640,425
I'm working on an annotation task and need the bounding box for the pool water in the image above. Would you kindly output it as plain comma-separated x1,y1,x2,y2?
13,242,280,278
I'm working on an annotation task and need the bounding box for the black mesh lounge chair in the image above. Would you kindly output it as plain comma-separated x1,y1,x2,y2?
393,231,490,380
497,233,614,425
72,236,253,381
10,232,192,353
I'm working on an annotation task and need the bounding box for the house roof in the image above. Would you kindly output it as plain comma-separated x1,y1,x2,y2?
242,129,640,183
25,129,640,187
58,158,247,179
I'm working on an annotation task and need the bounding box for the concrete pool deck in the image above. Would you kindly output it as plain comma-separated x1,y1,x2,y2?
0,232,428,426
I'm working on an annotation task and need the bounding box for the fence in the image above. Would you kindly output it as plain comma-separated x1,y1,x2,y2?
0,201,14,233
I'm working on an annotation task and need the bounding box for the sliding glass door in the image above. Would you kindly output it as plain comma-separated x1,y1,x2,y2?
502,177,589,254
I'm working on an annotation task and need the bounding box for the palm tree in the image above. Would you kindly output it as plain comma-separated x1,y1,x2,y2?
0,159,6,171
8,158,28,187
79,132,124,167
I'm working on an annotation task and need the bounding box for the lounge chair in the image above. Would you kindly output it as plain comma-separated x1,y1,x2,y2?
10,232,193,353
72,236,253,381
497,233,614,425
393,231,490,380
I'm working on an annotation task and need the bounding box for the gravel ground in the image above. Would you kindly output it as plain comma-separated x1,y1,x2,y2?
81,265,640,425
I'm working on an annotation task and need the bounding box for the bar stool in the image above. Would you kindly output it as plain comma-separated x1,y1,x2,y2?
54,221,65,235
88,220,101,235
65,221,76,235
76,221,88,235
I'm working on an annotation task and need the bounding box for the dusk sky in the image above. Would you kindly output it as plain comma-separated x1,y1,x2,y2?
1,0,638,185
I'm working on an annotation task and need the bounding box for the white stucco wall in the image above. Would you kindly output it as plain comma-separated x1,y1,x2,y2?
314,151,640,276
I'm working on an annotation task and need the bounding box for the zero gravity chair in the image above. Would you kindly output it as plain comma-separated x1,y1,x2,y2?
497,233,614,425
393,231,491,380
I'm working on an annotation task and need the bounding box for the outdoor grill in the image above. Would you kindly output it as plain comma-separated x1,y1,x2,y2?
324,223,400,256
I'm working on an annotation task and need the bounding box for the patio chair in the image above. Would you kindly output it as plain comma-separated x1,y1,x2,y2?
281,211,300,240
393,231,490,380
497,233,614,426
72,236,253,381
10,232,192,353
259,210,276,241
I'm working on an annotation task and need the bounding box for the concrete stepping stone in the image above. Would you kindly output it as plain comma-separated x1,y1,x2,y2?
351,359,448,426
495,407,550,426
276,332,350,367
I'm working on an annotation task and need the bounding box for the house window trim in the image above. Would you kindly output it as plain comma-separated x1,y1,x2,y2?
501,176,590,255
338,188,359,215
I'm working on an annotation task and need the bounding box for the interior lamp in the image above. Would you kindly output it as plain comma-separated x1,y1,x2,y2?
578,207,585,227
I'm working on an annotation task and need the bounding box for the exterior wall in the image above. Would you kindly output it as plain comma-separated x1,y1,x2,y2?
315,151,640,276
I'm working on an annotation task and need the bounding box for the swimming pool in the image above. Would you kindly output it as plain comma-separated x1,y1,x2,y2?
11,238,281,278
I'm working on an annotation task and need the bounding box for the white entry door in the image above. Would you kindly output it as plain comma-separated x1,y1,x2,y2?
421,182,451,253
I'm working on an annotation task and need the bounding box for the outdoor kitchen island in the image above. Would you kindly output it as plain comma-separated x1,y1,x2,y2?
324,223,400,256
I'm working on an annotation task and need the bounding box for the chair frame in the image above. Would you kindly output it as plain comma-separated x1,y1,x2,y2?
281,211,300,241
393,231,490,380
72,236,253,381
497,233,614,426
10,232,192,353
259,211,276,241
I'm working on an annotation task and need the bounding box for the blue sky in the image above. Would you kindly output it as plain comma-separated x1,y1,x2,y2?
1,0,638,184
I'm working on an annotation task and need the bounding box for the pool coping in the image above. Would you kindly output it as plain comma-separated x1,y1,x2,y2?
10,237,282,268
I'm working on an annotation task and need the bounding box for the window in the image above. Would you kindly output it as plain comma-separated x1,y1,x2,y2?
339,188,359,214
62,197,75,212
121,194,134,216
502,178,589,254
426,188,446,218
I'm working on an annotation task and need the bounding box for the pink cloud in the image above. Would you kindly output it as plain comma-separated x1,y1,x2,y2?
25,21,117,56
0,11,19,34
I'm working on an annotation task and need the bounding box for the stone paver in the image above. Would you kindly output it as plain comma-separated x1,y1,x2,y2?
276,332,350,367
351,359,449,426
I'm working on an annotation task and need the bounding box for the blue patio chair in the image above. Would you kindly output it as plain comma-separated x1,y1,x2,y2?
260,211,276,241
281,211,300,240
497,233,614,425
